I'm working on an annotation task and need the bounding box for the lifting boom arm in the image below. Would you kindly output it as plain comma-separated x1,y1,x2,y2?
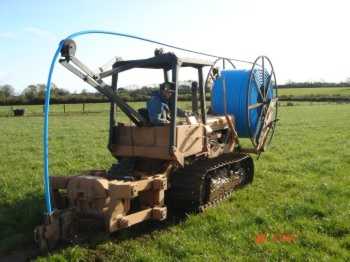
59,39,147,126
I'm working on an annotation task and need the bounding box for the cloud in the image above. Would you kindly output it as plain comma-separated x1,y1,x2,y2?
0,32,17,40
24,26,58,42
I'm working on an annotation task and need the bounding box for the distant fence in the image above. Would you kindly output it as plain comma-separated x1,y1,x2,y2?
0,103,113,117
1,100,349,118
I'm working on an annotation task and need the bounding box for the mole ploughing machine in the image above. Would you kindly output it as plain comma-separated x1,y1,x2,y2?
34,32,278,250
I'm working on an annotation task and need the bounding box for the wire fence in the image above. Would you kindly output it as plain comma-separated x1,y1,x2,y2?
0,101,348,118
0,103,112,117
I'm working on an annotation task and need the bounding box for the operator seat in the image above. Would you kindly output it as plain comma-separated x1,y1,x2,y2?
138,108,150,123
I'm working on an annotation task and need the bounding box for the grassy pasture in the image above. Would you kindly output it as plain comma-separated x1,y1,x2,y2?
0,102,349,261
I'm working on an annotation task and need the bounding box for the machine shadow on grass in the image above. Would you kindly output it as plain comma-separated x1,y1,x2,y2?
0,193,45,260
32,209,190,260
76,209,187,243
1,194,190,261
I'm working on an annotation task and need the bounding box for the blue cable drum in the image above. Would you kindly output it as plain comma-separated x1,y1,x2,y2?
211,69,270,139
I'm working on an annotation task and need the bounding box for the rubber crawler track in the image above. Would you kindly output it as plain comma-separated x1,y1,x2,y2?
168,153,254,212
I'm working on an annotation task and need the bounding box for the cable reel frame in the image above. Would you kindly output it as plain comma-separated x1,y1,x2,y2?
246,56,278,151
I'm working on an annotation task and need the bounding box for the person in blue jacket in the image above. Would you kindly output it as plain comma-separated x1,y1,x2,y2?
147,82,187,125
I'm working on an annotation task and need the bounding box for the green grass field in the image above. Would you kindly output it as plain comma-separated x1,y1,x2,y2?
0,102,350,261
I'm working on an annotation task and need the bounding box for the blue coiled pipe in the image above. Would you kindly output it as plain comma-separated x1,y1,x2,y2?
211,69,270,139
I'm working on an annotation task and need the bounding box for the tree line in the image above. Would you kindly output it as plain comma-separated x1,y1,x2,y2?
279,81,350,88
0,83,201,105
1,81,350,105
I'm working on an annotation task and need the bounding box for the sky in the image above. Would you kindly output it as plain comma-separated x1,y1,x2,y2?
1,0,350,93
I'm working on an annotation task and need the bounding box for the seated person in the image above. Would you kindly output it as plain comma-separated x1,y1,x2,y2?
147,82,187,125
108,83,188,180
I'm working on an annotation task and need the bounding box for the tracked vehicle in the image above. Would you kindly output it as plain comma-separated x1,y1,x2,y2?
35,39,278,250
